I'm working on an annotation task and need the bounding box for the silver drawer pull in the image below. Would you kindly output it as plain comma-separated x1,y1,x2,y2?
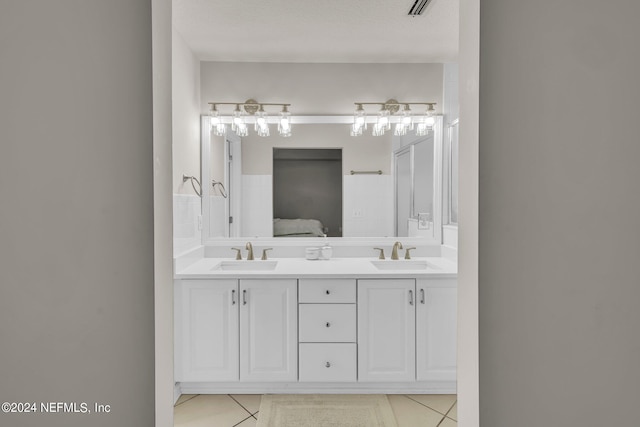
242,289,247,305
325,362,331,368
409,289,414,305
326,322,331,328
231,289,236,305
420,288,425,304
325,290,331,295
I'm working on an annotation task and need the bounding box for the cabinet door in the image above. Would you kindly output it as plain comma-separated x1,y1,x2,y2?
240,279,297,382
358,279,416,382
416,279,457,382
175,280,239,382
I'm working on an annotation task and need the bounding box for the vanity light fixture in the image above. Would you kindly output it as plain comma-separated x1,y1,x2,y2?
208,99,292,138
351,99,437,137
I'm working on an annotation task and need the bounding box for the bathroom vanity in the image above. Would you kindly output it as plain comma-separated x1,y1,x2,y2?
174,257,457,394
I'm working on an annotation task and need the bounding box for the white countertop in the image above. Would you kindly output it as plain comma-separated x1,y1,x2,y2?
175,257,457,279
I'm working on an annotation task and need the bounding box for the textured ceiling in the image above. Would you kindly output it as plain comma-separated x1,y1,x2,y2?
173,0,459,63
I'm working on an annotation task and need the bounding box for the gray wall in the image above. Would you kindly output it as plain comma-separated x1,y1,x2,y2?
479,1,640,426
273,150,343,237
0,1,155,426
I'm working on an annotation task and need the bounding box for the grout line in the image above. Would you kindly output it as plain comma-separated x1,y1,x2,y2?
251,410,259,420
443,400,457,420
173,394,198,407
228,394,255,417
404,395,456,417
435,413,446,427
232,414,255,427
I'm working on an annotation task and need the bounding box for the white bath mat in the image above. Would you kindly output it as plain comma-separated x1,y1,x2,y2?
256,394,398,427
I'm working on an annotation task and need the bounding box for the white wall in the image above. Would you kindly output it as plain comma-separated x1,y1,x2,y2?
458,0,480,424
172,28,202,255
442,63,459,256
153,0,174,425
443,63,460,126
200,62,444,115
173,28,201,194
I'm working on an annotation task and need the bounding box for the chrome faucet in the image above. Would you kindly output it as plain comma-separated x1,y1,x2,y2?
245,242,254,260
391,241,403,260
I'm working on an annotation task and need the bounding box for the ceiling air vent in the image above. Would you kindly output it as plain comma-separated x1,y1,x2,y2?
408,0,433,16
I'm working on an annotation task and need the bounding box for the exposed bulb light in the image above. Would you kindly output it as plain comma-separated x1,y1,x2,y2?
210,104,227,136
373,107,391,136
278,106,291,137
254,105,270,137
231,104,247,135
416,103,436,136
350,104,367,137
394,104,413,136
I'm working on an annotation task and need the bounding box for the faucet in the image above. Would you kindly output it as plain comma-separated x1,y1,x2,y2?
245,242,254,260
391,241,403,260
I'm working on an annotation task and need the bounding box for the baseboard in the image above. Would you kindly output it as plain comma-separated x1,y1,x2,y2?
177,381,456,395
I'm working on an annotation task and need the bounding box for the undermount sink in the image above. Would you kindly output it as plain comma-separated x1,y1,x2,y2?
212,261,278,271
370,260,438,271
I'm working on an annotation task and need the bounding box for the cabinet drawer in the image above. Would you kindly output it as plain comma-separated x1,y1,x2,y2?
299,343,357,382
299,304,356,342
299,279,356,303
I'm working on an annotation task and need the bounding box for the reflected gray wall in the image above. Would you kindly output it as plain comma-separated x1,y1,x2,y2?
479,0,640,425
0,1,155,426
273,150,343,237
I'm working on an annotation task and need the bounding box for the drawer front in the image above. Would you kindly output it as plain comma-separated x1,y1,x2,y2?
299,279,356,303
299,304,356,342
299,343,357,382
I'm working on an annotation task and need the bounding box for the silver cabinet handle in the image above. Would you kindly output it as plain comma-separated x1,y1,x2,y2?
409,289,414,305
326,322,331,328
420,288,425,304
325,362,331,368
242,289,247,305
232,289,236,305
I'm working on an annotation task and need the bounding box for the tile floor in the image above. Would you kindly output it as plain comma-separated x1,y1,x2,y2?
174,394,457,427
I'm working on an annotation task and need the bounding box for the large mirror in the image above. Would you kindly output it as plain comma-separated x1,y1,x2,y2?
201,116,443,242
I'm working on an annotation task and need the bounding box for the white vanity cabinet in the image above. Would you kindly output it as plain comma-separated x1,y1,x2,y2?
416,279,457,382
174,278,297,383
174,279,239,382
239,279,298,382
357,279,416,382
174,269,457,393
357,278,457,384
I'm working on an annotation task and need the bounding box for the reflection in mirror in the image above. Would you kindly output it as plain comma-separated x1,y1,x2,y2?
201,117,443,241
273,149,342,237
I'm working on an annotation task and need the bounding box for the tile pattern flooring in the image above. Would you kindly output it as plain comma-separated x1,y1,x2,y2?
174,394,457,427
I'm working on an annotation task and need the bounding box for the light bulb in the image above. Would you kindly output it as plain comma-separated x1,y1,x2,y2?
278,106,292,137
254,106,270,137
210,105,227,136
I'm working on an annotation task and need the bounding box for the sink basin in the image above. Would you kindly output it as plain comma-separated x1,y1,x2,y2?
370,260,438,271
212,261,278,271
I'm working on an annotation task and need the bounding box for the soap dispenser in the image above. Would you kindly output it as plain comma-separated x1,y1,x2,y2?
321,234,332,260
